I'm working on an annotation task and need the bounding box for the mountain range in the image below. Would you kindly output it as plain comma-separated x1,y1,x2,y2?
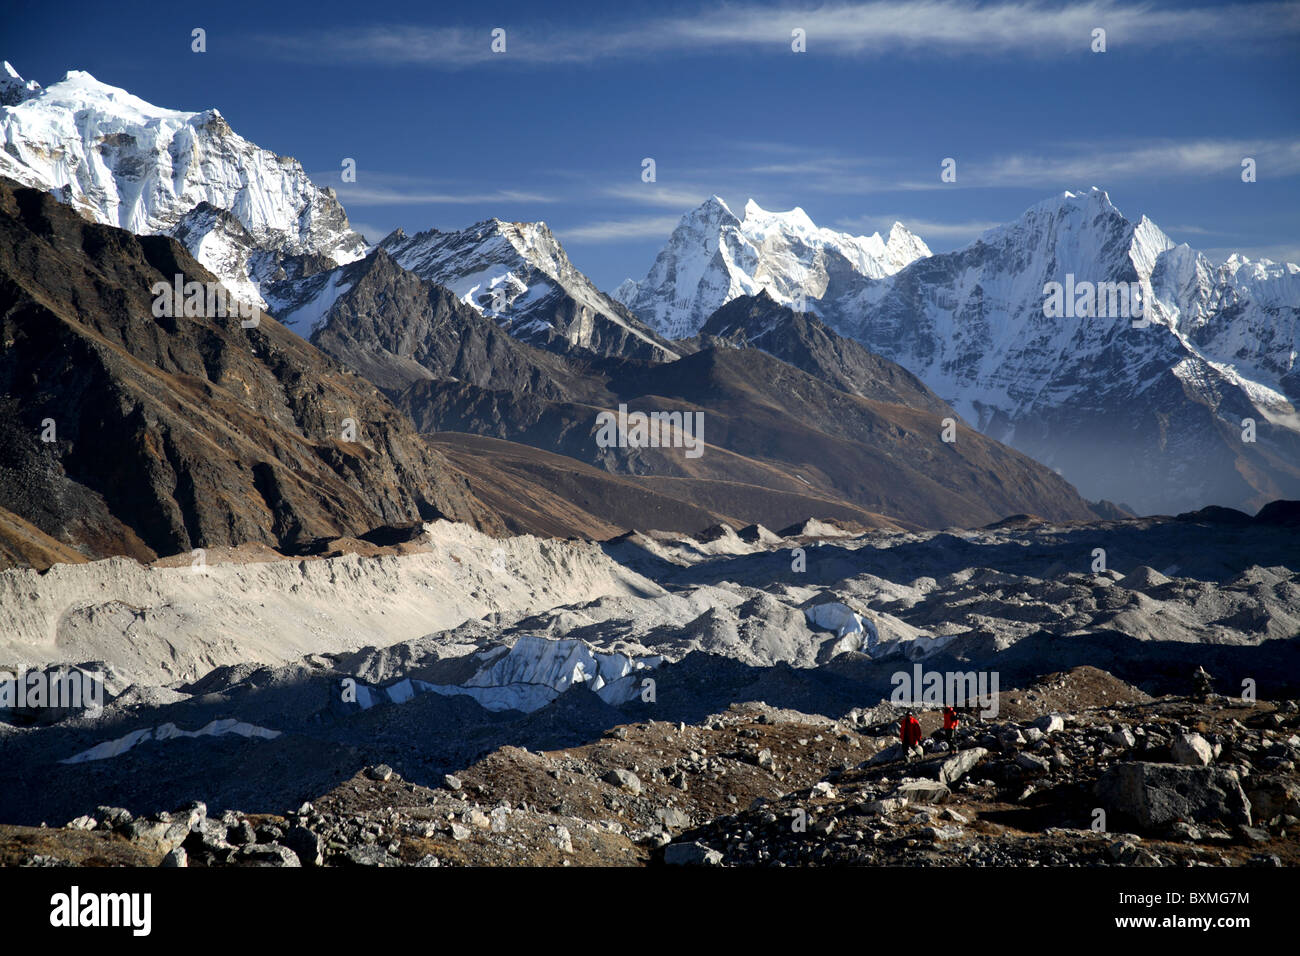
622,191,1300,514
1,61,1296,571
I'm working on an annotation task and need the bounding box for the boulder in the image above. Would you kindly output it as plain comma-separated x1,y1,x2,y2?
656,807,691,830
282,826,323,867
552,825,574,854
1106,728,1137,749
664,842,723,866
894,779,951,804
998,728,1026,749
866,743,902,766
861,797,909,816
920,825,963,842
125,819,189,853
180,801,207,830
602,769,642,794
235,843,302,867
1243,776,1300,820
918,747,988,785
1095,763,1252,829
340,845,397,867
1033,714,1065,734
226,820,256,846
1171,733,1213,766
1015,752,1051,774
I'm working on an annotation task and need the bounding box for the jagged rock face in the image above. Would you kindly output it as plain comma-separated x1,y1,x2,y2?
831,189,1300,515
0,65,366,308
613,196,930,339
0,178,500,564
695,292,950,414
272,248,578,402
369,220,678,363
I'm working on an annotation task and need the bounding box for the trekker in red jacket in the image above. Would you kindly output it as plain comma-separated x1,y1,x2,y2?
900,711,924,762
942,705,960,752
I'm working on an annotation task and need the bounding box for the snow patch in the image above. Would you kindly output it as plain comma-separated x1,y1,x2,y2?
61,718,280,764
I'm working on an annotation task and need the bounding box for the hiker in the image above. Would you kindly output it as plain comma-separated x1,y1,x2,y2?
900,710,924,762
1191,665,1214,703
942,705,960,751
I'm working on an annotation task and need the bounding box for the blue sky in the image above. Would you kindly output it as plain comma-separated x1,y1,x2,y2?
5,0,1299,289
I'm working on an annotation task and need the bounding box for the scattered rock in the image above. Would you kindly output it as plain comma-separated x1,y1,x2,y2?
282,826,323,867
601,769,642,794
1171,733,1213,766
235,843,301,867
1033,714,1065,734
664,842,723,866
894,780,951,804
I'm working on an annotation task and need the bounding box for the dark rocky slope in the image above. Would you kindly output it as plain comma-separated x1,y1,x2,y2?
0,178,501,566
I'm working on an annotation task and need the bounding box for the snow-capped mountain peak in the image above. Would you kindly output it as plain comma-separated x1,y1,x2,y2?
824,187,1300,514
0,63,367,305
313,215,679,362
742,197,817,234
0,61,41,106
614,196,931,338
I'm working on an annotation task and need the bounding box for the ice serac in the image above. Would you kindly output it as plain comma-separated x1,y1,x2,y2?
420,635,662,712
373,220,679,362
832,188,1300,515
0,63,366,307
614,195,930,339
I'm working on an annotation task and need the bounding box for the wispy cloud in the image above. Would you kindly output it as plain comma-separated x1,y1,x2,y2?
558,214,686,242
1160,223,1216,236
309,169,557,206
599,184,721,209
982,138,1300,184
336,185,556,205
254,1,1300,68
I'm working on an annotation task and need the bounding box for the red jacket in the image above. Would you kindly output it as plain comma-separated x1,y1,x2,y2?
943,707,959,731
900,715,923,748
